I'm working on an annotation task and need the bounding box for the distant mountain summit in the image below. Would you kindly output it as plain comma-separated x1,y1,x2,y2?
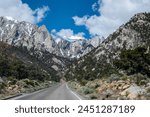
57,36,103,58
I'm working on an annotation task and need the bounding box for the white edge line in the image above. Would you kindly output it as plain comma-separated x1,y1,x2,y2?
66,84,82,100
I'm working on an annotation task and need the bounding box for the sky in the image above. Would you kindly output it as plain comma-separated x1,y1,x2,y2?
0,0,150,40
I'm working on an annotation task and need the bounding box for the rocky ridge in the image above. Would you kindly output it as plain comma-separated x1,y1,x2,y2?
57,36,103,58
0,17,61,55
0,16,102,59
65,12,150,100
65,12,150,81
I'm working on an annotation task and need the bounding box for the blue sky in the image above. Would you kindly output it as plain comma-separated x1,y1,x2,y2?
22,0,98,39
0,0,150,39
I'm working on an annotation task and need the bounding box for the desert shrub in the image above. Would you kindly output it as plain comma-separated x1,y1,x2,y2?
120,74,129,81
34,81,40,86
79,79,88,86
89,93,98,99
79,87,94,95
139,80,147,86
7,76,17,85
133,73,148,86
86,81,100,89
68,81,78,89
23,79,35,87
44,82,50,87
107,74,121,82
114,47,150,77
147,87,150,93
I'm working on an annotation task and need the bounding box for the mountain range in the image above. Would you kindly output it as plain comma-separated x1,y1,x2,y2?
0,16,102,59
0,16,103,80
0,12,150,82
1,12,150,100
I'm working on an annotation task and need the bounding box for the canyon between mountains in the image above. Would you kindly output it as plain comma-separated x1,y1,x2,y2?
1,13,150,100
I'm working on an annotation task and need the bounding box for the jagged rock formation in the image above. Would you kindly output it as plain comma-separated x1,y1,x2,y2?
0,16,60,55
57,37,102,58
0,16,70,80
0,16,102,59
0,16,102,81
65,12,150,81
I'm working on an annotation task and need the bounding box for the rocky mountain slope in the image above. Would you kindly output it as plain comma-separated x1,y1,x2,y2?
0,42,56,99
0,16,102,74
65,12,150,100
57,36,103,58
1,12,150,99
0,16,102,59
0,16,102,99
0,16,60,55
65,12,150,81
0,16,72,80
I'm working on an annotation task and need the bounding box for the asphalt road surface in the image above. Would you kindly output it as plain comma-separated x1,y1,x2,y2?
11,83,83,100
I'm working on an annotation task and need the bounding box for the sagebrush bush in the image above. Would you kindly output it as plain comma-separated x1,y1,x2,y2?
79,87,94,95
7,76,17,85
89,93,98,99
86,81,100,89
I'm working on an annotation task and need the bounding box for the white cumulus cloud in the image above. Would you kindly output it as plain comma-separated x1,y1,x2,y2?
92,2,98,12
34,6,49,23
0,0,49,24
73,0,150,38
51,29,85,41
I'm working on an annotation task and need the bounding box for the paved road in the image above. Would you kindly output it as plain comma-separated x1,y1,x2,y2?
11,83,83,100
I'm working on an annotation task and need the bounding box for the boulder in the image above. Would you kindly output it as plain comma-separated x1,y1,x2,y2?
147,83,150,87
109,74,120,81
102,89,114,99
0,77,3,83
122,84,146,99
127,93,138,99
122,84,130,90
8,87,12,90
117,80,125,84
118,86,122,90
120,90,128,96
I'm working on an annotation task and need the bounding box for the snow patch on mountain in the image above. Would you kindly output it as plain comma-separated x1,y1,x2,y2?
0,16,103,59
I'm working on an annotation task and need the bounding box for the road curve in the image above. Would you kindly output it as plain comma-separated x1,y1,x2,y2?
11,83,83,100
